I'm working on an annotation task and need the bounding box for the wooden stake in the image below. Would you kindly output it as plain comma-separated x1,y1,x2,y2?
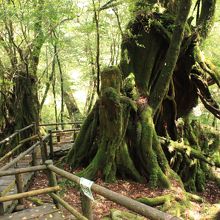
80,191,93,220
48,130,54,159
45,160,60,208
0,193,4,215
15,173,24,206
50,193,87,220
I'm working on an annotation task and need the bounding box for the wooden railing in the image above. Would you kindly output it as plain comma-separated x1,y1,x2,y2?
0,160,180,220
0,122,82,165
39,121,82,147
0,124,37,146
0,123,180,220
0,123,38,162
0,134,50,215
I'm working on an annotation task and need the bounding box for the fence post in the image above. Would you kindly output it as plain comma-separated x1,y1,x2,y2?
73,130,76,142
0,193,4,215
45,160,60,209
80,192,93,220
41,140,48,163
15,131,21,154
48,130,54,160
32,147,38,166
15,173,25,209
33,122,37,135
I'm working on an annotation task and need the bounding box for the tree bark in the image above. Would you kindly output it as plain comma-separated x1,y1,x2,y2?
197,0,216,39
149,0,192,114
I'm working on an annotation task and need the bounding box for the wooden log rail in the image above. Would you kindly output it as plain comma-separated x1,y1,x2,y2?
39,122,83,127
0,135,38,164
0,122,82,165
50,128,80,145
0,159,180,220
46,162,180,220
0,165,47,177
39,122,82,145
0,123,36,145
51,129,81,133
0,123,37,161
0,142,40,171
0,124,180,219
0,133,50,171
0,186,60,203
0,163,87,220
0,132,18,145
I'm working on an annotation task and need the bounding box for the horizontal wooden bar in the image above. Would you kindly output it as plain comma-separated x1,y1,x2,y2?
48,164,80,184
17,124,34,133
91,184,179,220
51,129,80,134
39,122,83,127
0,132,18,145
0,186,60,203
50,193,87,220
0,135,38,163
0,143,23,163
19,135,38,144
53,141,74,145
0,165,47,177
0,142,40,171
48,165,179,220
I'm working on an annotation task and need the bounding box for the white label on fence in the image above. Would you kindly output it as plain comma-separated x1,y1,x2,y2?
80,177,94,201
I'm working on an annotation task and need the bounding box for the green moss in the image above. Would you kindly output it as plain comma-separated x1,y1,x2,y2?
184,163,197,192
107,209,145,220
104,141,118,183
101,66,122,93
172,152,183,173
67,104,98,167
195,165,206,192
77,143,106,179
117,141,143,182
139,106,170,188
137,195,170,206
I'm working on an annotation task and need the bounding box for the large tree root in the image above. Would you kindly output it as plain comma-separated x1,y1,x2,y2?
103,209,145,220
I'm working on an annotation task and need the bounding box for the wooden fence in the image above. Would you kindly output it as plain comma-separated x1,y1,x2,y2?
0,123,180,220
0,159,180,220
0,122,82,165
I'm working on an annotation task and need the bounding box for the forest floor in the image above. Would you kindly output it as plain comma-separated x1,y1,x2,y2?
25,166,220,220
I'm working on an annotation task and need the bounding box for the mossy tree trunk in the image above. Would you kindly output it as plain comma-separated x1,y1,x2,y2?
13,1,45,139
196,0,216,39
0,0,45,139
64,91,82,122
67,0,219,193
67,0,185,186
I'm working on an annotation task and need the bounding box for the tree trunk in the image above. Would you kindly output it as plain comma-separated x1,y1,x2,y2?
197,0,216,39
67,0,219,196
64,91,82,122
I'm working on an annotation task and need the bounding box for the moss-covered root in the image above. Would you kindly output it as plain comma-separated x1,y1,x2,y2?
137,193,190,218
102,209,145,220
139,106,170,188
66,103,98,167
137,195,171,207
117,141,144,182
77,145,105,180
